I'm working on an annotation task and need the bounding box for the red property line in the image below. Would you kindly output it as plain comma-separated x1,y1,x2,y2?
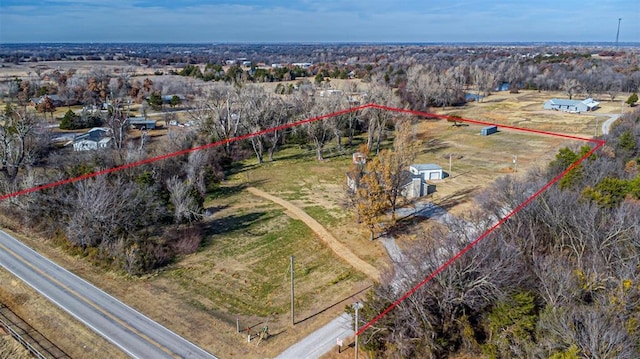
0,103,371,201
0,102,606,337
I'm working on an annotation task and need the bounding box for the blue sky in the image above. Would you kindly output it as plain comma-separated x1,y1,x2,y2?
0,0,638,43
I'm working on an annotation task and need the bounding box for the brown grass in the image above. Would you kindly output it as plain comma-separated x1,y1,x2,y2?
443,89,627,138
0,333,32,359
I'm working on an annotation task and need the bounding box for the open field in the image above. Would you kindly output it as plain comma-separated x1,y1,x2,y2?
441,89,628,138
0,60,157,78
407,117,577,216
5,123,587,358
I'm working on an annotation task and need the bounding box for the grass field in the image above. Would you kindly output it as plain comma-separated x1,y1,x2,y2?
442,89,628,137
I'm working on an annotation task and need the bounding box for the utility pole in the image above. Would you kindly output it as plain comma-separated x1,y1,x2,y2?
290,256,295,326
353,302,363,359
449,153,452,175
616,18,622,48
512,155,518,173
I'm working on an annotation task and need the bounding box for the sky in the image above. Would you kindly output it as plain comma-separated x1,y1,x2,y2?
0,0,638,43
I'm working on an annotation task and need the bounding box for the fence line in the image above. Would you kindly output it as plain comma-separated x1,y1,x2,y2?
0,303,71,359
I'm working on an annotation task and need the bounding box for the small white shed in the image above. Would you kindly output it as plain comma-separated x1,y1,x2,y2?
410,164,443,181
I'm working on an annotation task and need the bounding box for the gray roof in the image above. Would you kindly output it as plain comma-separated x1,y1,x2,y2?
411,164,442,171
547,98,599,107
548,99,580,106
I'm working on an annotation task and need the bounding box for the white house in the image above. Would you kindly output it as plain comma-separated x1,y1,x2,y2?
72,128,113,151
543,98,600,113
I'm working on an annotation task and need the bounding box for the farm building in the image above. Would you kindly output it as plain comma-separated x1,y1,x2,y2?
409,164,443,181
347,163,442,200
126,118,157,130
402,164,443,199
481,126,498,136
543,98,599,113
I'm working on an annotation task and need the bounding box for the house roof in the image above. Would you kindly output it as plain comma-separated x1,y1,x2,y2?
582,98,599,107
73,128,110,143
411,164,443,171
547,98,599,107
547,99,580,106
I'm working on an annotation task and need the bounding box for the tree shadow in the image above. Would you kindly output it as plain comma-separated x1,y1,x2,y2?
203,204,229,217
208,180,266,200
435,186,479,212
420,138,450,154
200,211,271,247
390,186,480,236
294,285,372,325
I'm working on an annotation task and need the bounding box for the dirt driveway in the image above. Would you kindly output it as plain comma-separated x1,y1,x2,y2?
246,187,381,281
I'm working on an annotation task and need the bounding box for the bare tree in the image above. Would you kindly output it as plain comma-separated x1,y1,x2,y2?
364,79,400,153
472,65,497,101
166,176,202,223
0,106,40,182
562,78,581,100
189,84,242,159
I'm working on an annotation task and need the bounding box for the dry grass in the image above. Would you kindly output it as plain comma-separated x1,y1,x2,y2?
443,89,627,137
0,333,32,359
407,118,579,215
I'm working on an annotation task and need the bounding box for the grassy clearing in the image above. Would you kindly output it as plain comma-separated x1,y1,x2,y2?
157,189,366,319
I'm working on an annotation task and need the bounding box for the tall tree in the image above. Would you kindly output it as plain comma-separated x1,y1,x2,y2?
0,106,40,182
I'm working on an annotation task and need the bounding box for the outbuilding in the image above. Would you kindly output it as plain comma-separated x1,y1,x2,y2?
409,164,444,181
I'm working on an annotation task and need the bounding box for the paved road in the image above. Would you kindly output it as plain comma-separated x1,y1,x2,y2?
275,313,353,359
0,229,217,359
601,113,620,135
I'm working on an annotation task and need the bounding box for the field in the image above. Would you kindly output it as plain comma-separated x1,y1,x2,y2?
442,89,626,137
0,83,606,358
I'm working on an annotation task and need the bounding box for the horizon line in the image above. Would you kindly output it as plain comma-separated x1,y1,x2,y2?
2,41,640,47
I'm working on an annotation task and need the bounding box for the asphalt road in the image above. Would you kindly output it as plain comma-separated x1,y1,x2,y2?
601,113,620,135
275,313,354,359
0,229,217,359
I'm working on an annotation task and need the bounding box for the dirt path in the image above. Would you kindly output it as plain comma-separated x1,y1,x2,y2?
246,187,380,281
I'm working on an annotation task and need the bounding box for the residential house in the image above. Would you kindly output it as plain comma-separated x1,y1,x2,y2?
543,98,600,113
71,127,112,151
30,94,63,107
